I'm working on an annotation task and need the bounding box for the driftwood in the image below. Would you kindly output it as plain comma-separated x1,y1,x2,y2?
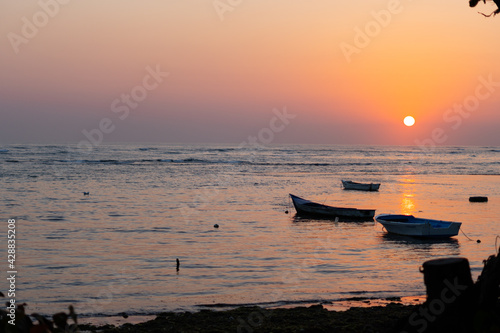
397,248,500,332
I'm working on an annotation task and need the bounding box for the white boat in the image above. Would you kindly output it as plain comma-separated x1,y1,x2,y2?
375,214,461,238
342,180,380,191
290,194,375,220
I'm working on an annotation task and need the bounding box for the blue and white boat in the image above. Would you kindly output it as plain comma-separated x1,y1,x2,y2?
375,214,461,238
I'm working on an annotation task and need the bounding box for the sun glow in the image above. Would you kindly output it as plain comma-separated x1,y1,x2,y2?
403,116,415,127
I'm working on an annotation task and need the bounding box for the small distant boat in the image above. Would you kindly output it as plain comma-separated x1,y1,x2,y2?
375,214,461,238
342,180,380,191
289,194,376,220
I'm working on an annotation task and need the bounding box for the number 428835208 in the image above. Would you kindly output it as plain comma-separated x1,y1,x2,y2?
7,219,16,269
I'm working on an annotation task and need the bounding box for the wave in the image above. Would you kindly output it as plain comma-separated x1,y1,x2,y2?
56,159,135,165
2,145,499,176
159,158,253,165
8,146,29,150
40,216,66,221
4,156,497,170
205,148,237,152
138,147,159,151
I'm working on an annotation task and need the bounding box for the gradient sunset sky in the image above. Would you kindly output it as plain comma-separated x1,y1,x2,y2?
1,0,499,145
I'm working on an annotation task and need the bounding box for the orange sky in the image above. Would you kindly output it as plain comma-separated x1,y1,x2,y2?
1,0,499,145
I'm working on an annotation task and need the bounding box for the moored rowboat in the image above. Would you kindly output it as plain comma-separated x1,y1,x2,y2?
342,180,380,191
289,194,376,220
375,214,461,238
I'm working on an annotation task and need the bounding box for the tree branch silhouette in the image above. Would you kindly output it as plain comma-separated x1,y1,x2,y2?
470,0,500,17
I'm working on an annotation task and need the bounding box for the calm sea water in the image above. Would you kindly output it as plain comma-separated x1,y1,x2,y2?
1,144,500,319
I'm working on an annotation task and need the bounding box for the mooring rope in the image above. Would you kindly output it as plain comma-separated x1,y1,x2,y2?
460,227,481,243
285,194,292,214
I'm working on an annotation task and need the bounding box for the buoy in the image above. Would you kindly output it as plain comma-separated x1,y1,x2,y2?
176,258,180,271
285,210,289,214
214,224,219,228
469,196,488,202
477,239,481,243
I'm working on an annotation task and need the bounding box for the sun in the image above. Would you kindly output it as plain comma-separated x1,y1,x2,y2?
403,116,415,127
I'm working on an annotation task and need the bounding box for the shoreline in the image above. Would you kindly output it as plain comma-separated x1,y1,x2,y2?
75,295,425,332
78,301,421,333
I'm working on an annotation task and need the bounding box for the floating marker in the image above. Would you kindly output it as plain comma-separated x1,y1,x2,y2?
469,196,488,202
214,224,219,228
176,258,180,271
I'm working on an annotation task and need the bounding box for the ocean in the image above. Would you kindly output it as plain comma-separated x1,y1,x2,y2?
1,144,499,321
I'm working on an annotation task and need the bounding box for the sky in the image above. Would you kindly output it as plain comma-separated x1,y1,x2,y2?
1,0,499,146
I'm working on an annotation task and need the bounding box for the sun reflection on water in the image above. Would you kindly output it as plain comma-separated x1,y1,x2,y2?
400,177,416,215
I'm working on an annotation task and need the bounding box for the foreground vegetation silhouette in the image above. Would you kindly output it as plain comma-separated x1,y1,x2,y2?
470,0,500,17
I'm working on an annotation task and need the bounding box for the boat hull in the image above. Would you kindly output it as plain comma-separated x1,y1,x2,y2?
290,194,375,219
375,214,461,238
342,180,380,191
